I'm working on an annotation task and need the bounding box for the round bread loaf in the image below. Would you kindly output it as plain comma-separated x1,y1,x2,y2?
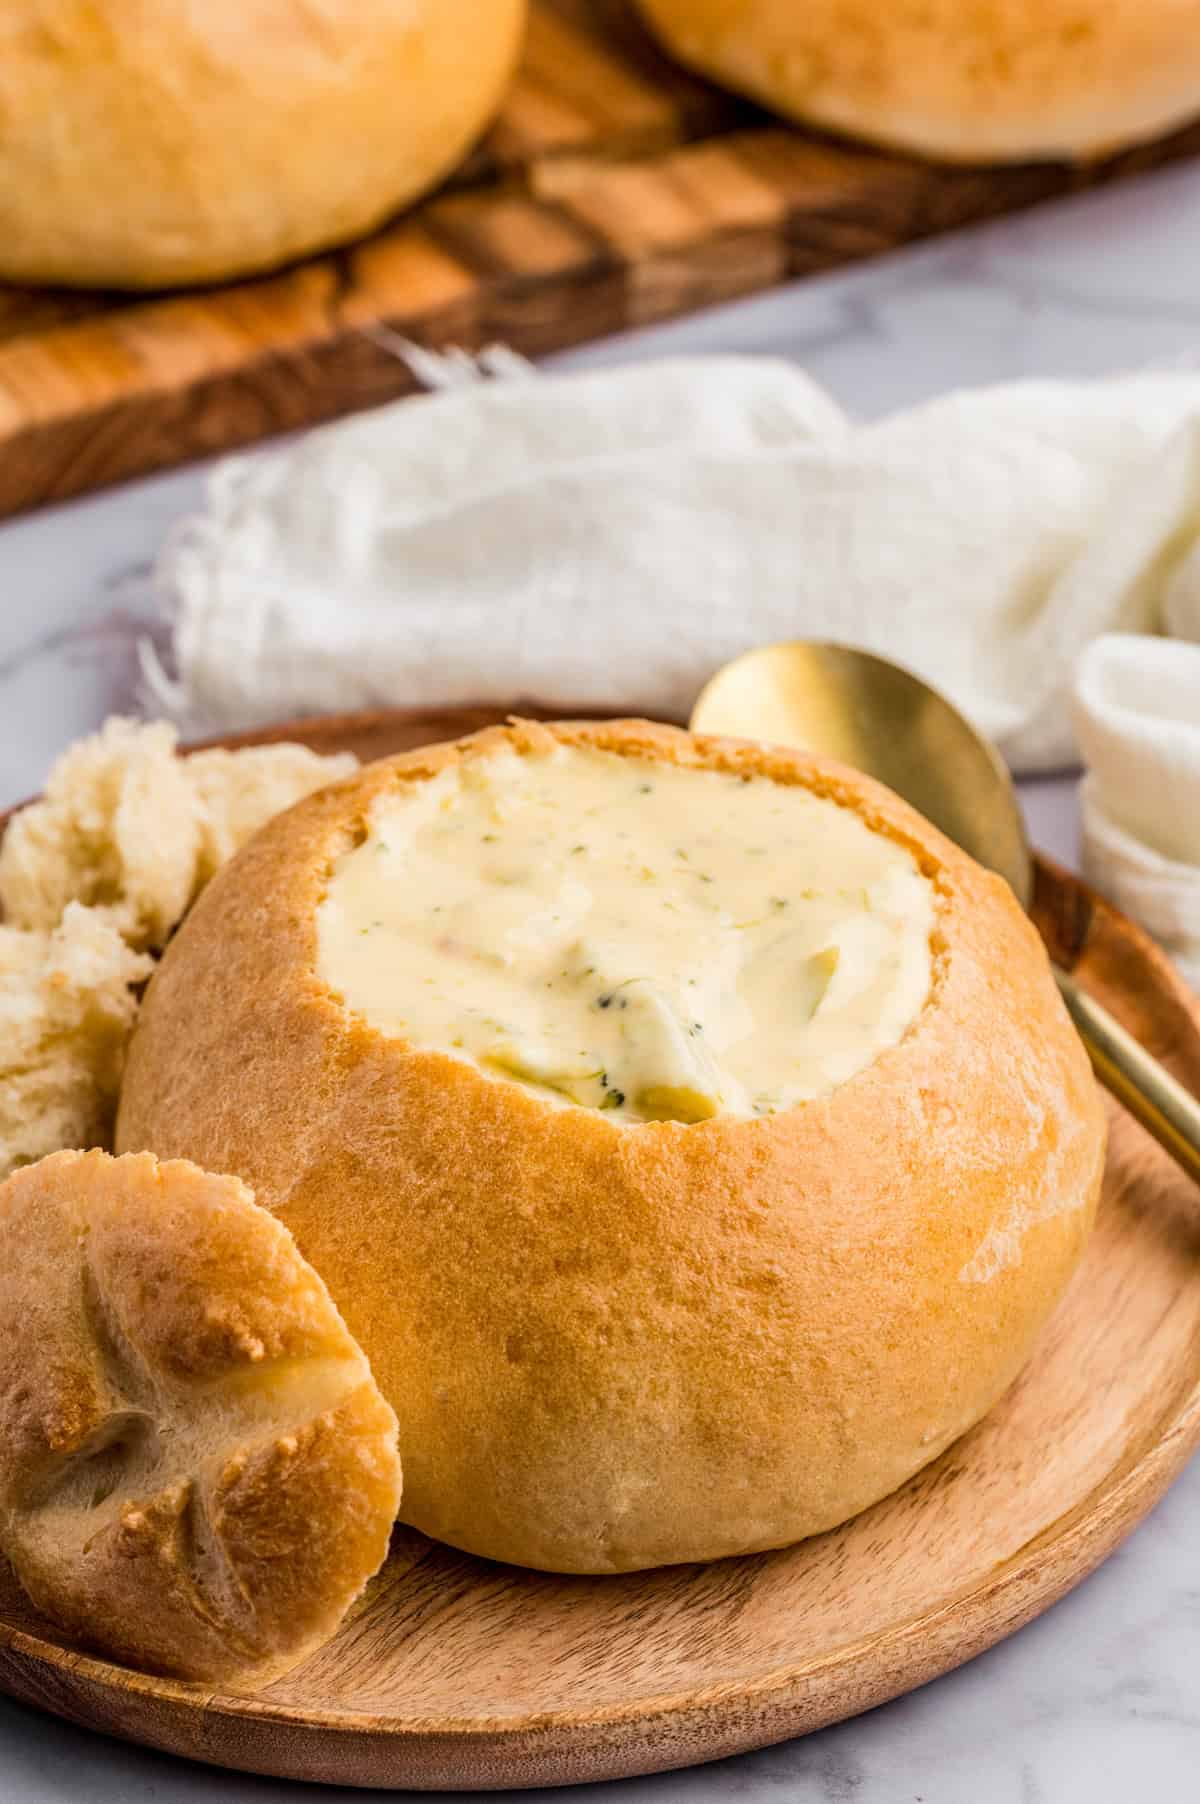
0,1150,402,1685
117,720,1106,1574
633,0,1200,162
0,1,526,289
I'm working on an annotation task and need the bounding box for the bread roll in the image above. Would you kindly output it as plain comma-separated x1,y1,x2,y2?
117,719,1106,1573
633,0,1200,162
0,1151,402,1686
0,1,527,289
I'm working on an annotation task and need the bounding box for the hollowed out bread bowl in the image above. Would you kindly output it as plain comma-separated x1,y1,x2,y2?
117,719,1106,1574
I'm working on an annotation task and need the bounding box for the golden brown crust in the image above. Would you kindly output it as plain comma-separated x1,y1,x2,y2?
117,719,1106,1573
634,0,1200,162
0,1,527,289
0,1150,402,1685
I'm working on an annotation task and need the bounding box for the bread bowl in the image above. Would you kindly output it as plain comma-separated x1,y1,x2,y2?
0,0,527,290
633,0,1200,163
0,1150,402,1686
117,718,1106,1573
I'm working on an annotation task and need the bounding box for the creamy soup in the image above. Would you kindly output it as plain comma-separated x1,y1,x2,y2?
316,743,935,1124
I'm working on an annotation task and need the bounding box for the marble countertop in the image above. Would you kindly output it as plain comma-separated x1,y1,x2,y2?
2,157,1200,1802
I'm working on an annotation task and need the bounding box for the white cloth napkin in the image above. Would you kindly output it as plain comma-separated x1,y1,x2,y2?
1074,636,1200,988
145,353,1200,977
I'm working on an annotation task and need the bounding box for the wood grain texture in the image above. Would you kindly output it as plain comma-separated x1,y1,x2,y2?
2,0,1200,518
1,702,1199,1788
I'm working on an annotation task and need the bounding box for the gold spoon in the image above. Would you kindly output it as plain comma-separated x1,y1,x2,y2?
690,640,1200,1185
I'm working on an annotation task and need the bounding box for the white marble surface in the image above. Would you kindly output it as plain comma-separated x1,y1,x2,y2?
1,156,1199,1799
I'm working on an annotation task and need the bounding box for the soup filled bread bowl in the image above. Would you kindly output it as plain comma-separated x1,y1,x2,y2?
117,718,1106,1574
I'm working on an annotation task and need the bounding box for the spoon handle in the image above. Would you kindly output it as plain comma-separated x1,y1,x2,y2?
1055,968,1200,1186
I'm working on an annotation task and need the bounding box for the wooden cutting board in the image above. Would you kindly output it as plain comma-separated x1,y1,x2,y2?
4,0,1200,521
1,703,1199,1790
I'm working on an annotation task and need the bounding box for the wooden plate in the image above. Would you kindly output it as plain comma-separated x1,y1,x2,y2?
2,705,1199,1791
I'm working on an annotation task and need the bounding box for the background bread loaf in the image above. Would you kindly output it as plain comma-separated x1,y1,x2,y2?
0,0,527,289
634,0,1200,162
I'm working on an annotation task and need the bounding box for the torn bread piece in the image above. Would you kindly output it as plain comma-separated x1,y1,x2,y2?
0,718,357,952
0,1150,402,1688
186,743,360,885
0,719,198,949
0,722,356,1180
0,906,152,1177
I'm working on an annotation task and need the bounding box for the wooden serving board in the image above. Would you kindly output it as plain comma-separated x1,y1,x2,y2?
1,703,1200,1789
5,0,1200,520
